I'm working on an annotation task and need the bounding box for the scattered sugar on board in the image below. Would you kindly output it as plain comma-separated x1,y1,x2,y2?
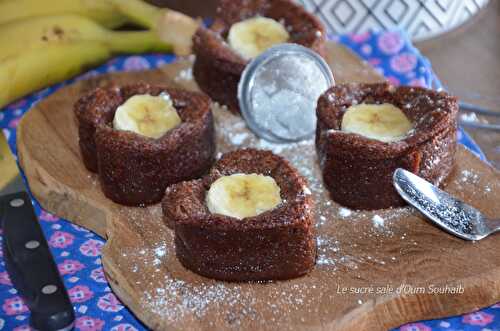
372,215,385,229
144,277,247,321
111,103,346,325
139,267,328,325
460,169,480,184
154,243,167,258
117,202,329,325
174,67,193,81
449,168,496,198
228,132,249,146
153,243,168,266
111,86,497,327
338,208,352,218
316,236,339,269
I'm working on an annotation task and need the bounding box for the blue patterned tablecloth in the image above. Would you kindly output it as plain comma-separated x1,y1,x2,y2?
0,31,497,331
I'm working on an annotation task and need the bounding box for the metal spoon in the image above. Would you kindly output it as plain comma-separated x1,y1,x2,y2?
393,168,500,241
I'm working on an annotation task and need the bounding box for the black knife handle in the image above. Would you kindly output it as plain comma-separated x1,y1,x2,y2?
1,192,75,331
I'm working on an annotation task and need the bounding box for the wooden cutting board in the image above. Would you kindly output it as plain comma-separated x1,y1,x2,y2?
17,42,500,331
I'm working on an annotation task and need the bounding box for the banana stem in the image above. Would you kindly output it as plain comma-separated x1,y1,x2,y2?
108,0,200,55
106,30,172,54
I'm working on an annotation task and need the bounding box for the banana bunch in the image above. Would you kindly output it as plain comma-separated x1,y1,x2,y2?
0,0,126,28
0,0,200,109
0,42,111,110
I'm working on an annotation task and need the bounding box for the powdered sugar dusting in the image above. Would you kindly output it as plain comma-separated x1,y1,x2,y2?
316,236,339,268
372,215,385,229
449,168,495,199
174,67,193,81
108,74,498,329
339,208,352,218
459,169,480,184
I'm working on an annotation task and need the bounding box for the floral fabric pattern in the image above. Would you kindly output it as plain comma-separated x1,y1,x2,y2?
0,31,494,330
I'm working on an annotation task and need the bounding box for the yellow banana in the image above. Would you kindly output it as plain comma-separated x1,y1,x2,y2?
206,174,282,220
0,0,199,56
341,103,413,143
0,0,126,28
0,14,172,62
0,0,201,108
228,17,290,59
113,94,182,138
0,132,18,190
0,42,111,109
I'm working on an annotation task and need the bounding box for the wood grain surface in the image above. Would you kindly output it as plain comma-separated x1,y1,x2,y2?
17,42,500,331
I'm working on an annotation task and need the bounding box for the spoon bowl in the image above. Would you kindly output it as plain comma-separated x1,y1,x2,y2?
393,168,500,241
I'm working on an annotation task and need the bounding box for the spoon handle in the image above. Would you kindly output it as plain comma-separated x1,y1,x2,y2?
487,218,500,234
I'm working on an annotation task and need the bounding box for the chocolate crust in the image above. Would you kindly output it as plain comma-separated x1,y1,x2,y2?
162,148,316,281
74,83,216,206
192,0,326,114
316,83,458,210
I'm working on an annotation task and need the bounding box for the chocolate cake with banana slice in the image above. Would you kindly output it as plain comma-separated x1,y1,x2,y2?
192,0,326,113
316,82,458,210
162,148,316,281
74,83,215,206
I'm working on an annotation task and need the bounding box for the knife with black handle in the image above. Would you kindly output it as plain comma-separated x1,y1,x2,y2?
0,132,74,331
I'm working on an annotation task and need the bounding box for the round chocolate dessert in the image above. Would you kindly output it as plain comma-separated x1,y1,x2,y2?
162,148,316,281
74,83,215,206
192,0,326,114
316,82,458,210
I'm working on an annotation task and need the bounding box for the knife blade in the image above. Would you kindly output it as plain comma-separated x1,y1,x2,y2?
0,131,74,331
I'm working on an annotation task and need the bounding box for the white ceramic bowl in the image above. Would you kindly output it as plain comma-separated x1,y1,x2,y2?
296,0,489,41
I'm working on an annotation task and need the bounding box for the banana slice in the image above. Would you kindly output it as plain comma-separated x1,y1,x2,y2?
228,16,290,59
206,173,282,220
341,103,412,143
113,93,181,139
